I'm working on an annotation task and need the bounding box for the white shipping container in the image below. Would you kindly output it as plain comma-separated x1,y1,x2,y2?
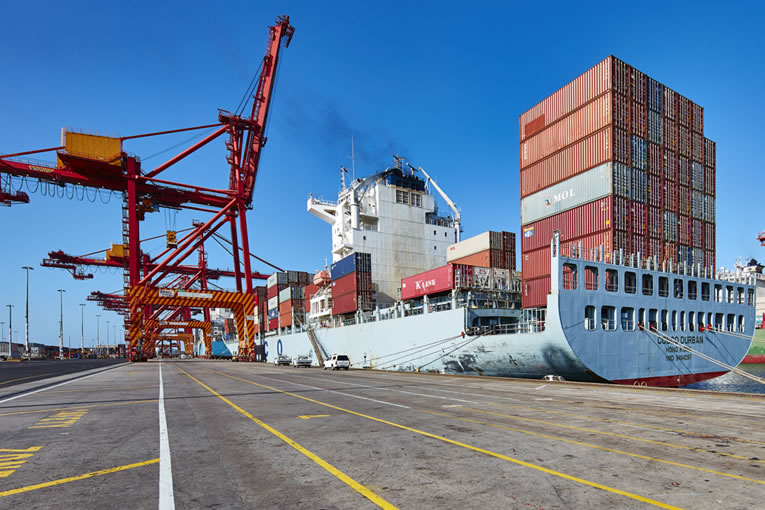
447,232,491,262
521,162,612,226
268,296,278,310
280,286,304,302
267,272,287,288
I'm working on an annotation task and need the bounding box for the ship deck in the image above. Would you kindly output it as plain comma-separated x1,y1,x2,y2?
2,359,765,508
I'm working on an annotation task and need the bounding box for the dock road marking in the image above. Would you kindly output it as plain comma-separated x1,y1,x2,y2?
0,363,127,405
298,414,330,420
176,366,398,510
0,458,159,498
29,410,88,429
0,447,43,478
158,363,175,510
213,369,681,510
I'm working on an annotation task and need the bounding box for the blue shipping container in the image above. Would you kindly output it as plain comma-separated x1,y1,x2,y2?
331,252,372,280
268,308,278,320
211,341,232,357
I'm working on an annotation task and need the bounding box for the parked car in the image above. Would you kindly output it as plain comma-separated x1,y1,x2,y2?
323,354,350,371
273,354,291,366
292,355,312,368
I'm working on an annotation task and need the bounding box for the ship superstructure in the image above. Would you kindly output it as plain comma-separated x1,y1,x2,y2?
307,157,459,306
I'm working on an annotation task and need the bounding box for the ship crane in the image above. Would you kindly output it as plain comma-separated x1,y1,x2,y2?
408,163,462,242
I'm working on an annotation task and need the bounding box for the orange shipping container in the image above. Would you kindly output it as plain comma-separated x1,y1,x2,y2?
520,128,612,198
520,56,613,141
521,91,613,169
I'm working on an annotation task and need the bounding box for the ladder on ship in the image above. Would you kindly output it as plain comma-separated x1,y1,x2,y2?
306,327,328,366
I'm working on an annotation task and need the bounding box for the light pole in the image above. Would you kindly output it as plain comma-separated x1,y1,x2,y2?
106,320,110,357
80,304,86,358
57,289,65,359
96,314,101,355
113,325,117,357
22,266,33,356
6,304,14,358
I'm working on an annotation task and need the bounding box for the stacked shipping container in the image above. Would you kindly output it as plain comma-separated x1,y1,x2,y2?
266,270,310,330
446,231,516,270
331,252,374,315
519,55,716,307
401,263,515,300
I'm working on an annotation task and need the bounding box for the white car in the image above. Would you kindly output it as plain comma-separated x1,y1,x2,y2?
323,354,350,371
273,355,291,366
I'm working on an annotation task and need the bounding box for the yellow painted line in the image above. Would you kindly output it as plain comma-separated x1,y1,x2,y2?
462,406,765,464
0,458,159,497
29,410,88,429
176,366,397,510
418,408,765,486
0,447,43,479
209,369,680,510
0,373,58,386
47,384,158,394
0,399,158,417
298,414,330,420
486,401,765,449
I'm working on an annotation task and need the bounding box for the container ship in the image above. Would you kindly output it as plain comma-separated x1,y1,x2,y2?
208,56,755,387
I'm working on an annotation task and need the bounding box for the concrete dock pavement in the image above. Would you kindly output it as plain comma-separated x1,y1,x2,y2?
0,359,764,508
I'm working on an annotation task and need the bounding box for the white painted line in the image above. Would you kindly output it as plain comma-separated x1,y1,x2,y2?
256,375,409,409
158,363,175,510
535,385,546,390
0,363,128,405
395,389,477,404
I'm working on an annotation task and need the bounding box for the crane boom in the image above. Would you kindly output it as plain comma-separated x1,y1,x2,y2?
409,164,462,241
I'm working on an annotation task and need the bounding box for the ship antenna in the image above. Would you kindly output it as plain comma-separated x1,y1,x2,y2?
351,134,356,182
340,166,348,190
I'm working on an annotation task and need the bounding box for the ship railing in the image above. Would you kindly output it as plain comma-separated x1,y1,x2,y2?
467,321,545,336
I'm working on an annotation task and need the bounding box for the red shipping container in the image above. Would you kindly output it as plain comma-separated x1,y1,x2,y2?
401,264,454,300
704,138,716,168
704,223,715,251
663,118,677,151
522,229,612,280
614,230,630,254
678,125,690,157
631,68,646,104
522,276,551,309
631,234,646,257
267,283,286,300
678,95,690,126
520,56,613,141
647,143,661,175
613,92,630,131
678,216,690,245
630,202,646,235
280,311,292,328
692,132,704,163
520,127,612,197
331,271,373,298
521,197,612,253
268,318,278,330
614,196,629,231
704,166,715,195
678,185,690,215
663,87,677,120
647,206,661,239
664,242,677,264
614,127,631,165
521,92,613,169
631,101,646,137
648,238,662,259
663,149,676,181
331,292,367,315
663,181,677,212
691,219,703,248
647,174,661,207
691,102,704,134
704,250,715,270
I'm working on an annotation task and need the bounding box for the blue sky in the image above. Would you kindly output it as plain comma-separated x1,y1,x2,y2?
1,1,763,347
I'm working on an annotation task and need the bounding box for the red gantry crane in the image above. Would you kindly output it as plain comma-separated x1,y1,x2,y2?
0,15,294,361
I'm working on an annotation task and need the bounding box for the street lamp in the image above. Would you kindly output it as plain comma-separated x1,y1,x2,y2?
96,314,101,355
80,304,86,358
22,266,33,356
106,320,110,357
6,304,14,358
113,325,117,356
57,289,66,359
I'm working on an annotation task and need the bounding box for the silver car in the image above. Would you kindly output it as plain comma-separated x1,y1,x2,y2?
273,354,291,366
292,355,312,368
